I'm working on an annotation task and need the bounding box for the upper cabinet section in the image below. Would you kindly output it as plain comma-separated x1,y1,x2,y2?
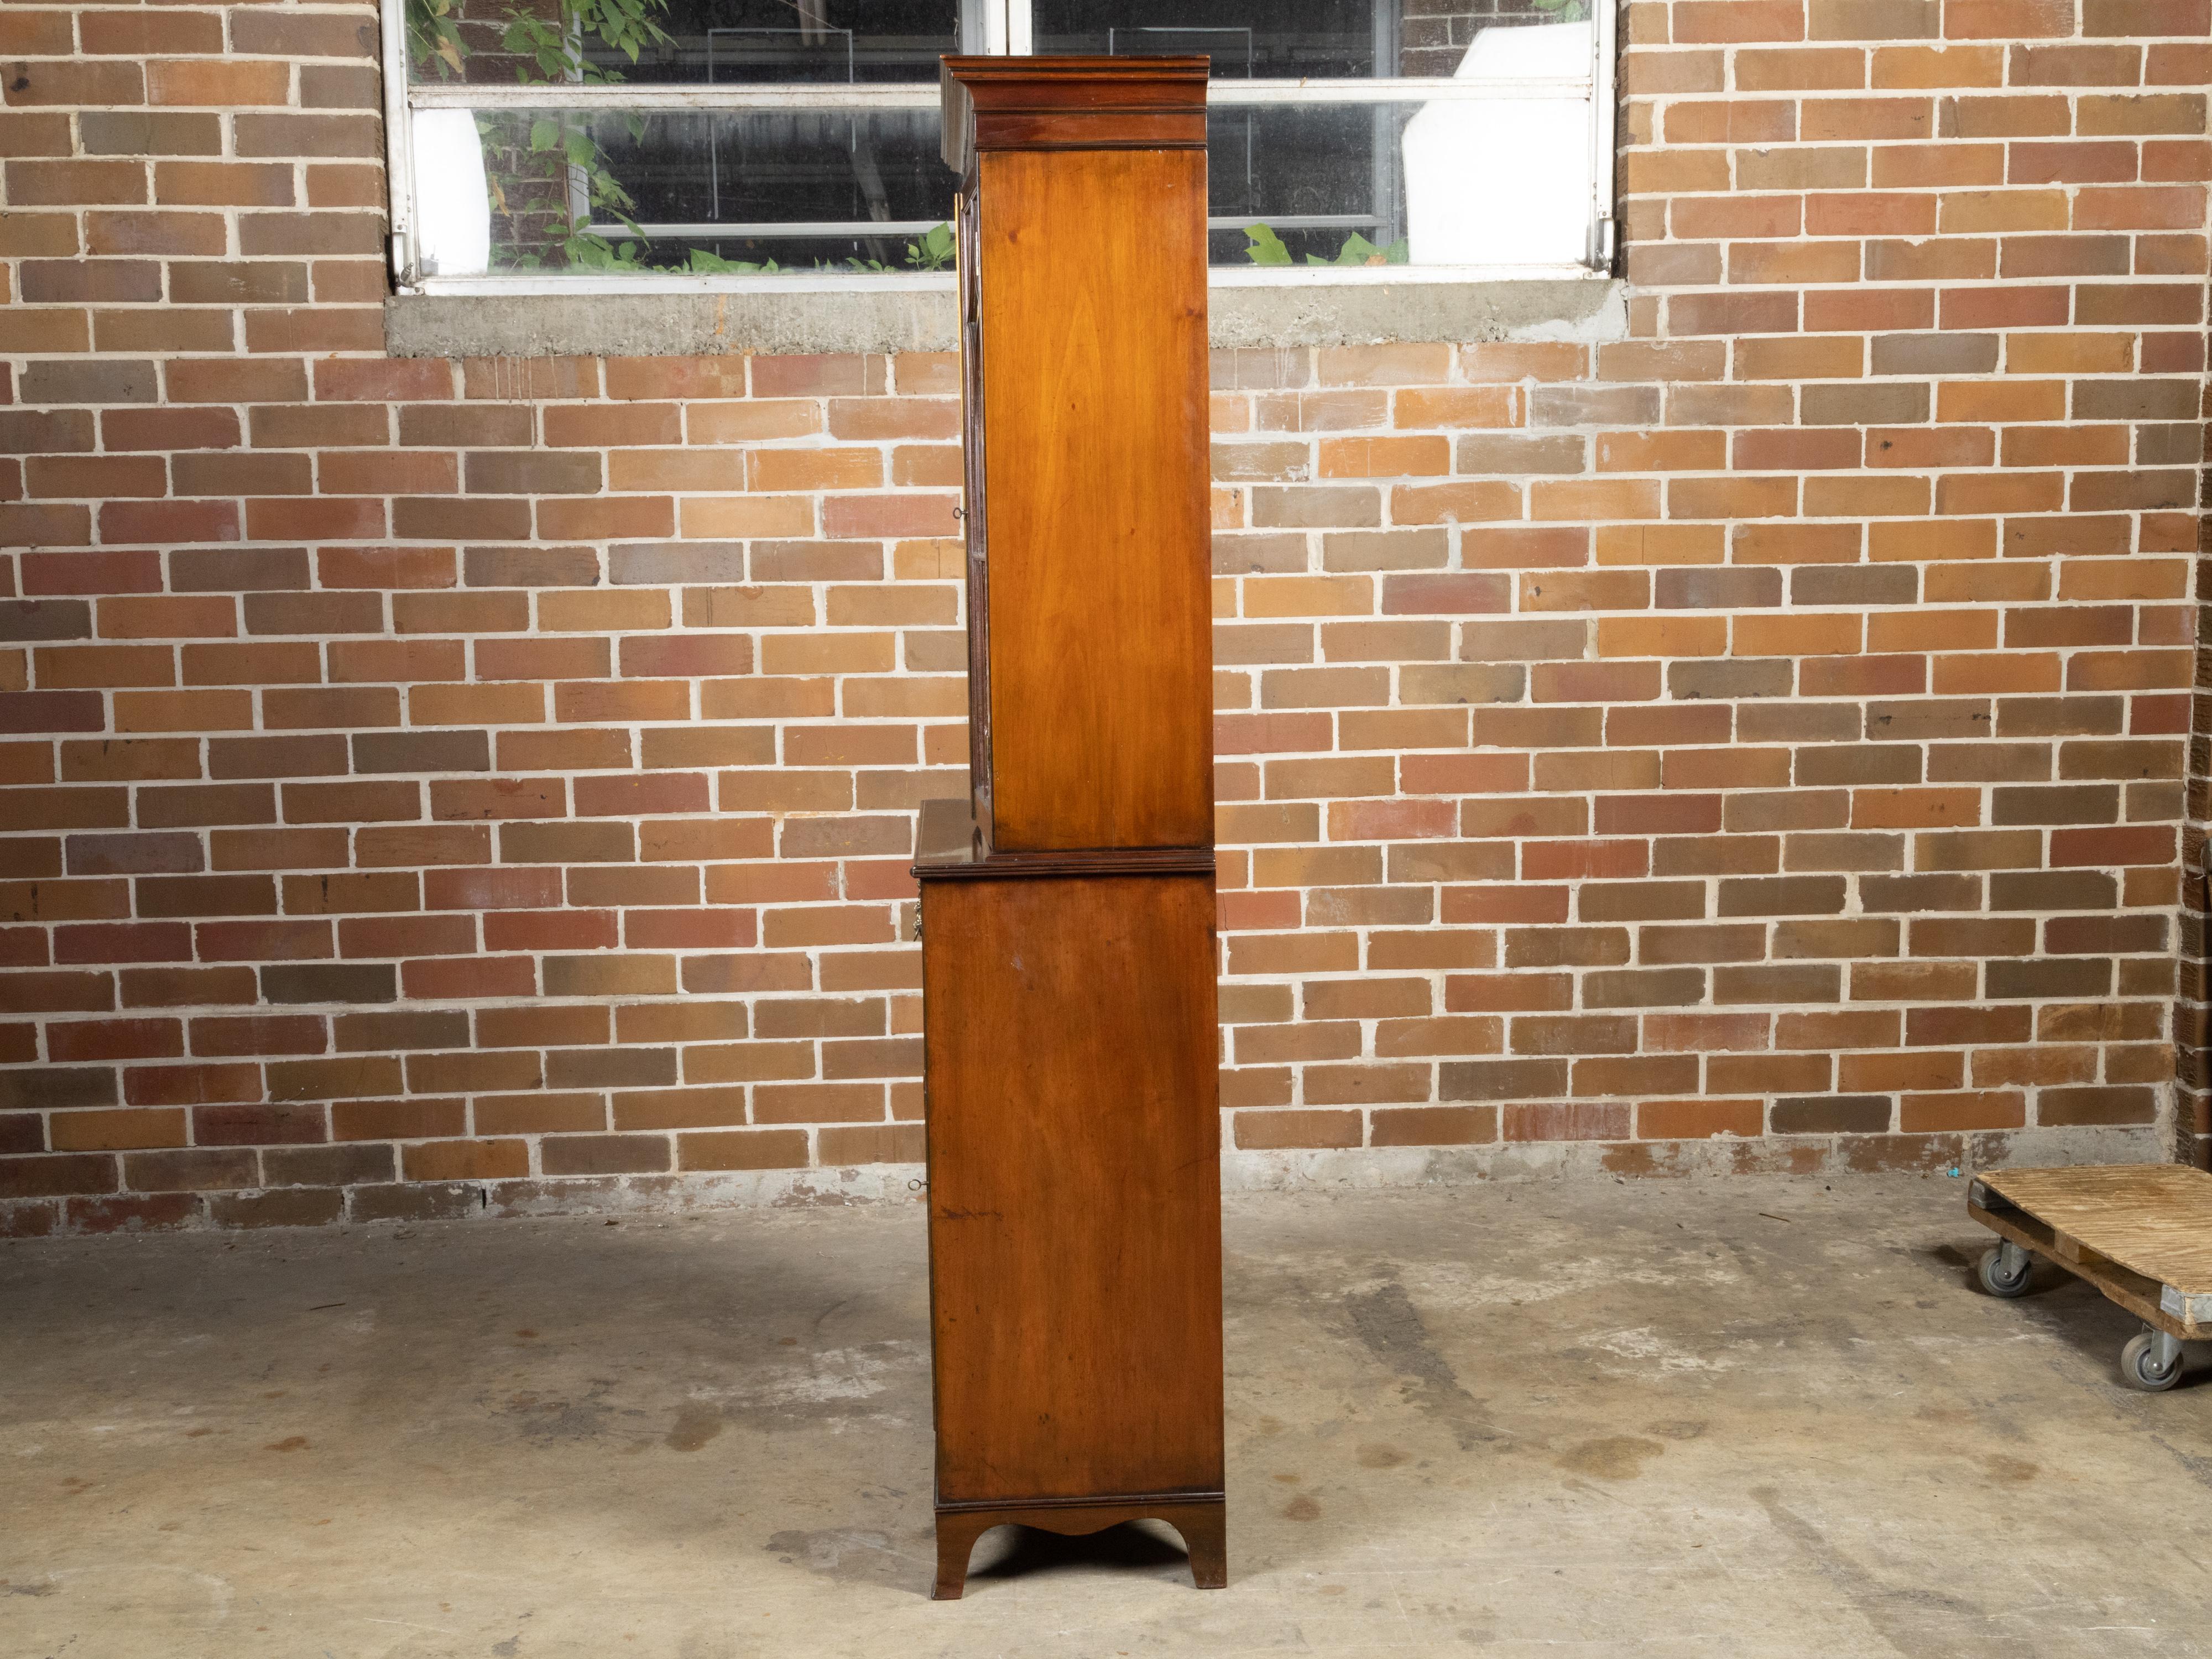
943,57,1215,857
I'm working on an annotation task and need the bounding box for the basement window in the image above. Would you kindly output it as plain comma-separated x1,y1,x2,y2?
384,0,1618,293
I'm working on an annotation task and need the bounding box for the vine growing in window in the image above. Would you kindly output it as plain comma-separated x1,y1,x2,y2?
405,0,956,274
404,0,666,268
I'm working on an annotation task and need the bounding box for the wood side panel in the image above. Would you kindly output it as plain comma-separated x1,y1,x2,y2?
976,145,1213,853
922,872,1224,1504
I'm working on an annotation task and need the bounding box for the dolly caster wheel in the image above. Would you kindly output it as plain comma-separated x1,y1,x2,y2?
2121,1329,2184,1392
1977,1242,2032,1299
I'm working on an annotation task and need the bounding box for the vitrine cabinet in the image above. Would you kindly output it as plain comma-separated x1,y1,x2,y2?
916,55,1224,1601
946,54,1214,857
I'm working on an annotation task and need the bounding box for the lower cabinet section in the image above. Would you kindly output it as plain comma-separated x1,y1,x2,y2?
917,867,1225,1596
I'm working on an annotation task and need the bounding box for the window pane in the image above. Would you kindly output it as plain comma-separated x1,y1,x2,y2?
589,0,958,84
1031,0,1586,80
437,108,957,275
416,87,1588,276
1208,104,1388,256
408,0,958,86
598,108,950,222
1208,92,1592,267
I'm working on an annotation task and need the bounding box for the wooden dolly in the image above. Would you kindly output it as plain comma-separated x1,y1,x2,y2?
1969,1164,2211,1391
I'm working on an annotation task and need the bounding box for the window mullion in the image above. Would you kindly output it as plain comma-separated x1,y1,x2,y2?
379,0,415,284
974,0,1010,55
1590,0,1619,265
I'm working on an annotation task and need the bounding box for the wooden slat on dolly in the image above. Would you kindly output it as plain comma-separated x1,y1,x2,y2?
1969,1164,2212,1340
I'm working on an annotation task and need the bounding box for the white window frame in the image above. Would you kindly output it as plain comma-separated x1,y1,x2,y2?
381,0,1616,294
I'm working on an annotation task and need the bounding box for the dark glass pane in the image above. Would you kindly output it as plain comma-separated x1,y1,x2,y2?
1206,103,1401,264
593,108,950,223
472,107,958,273
586,0,958,84
1034,0,1374,77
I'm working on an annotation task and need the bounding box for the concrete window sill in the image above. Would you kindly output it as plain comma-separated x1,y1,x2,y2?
384,268,1625,358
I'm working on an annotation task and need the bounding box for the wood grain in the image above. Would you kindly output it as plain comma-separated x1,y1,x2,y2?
921,870,1224,1505
973,143,1213,853
1969,1194,2198,1339
1976,1163,2212,1296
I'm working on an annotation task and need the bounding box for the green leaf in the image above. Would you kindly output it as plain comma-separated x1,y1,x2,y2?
1383,238,1410,265
529,118,558,153
1243,222,1291,266
406,0,471,77
902,221,954,271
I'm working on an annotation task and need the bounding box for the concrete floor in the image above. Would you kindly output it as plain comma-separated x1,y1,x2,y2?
3,1176,2208,1659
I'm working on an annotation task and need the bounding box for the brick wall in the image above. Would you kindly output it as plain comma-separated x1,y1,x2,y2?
1,0,2207,1233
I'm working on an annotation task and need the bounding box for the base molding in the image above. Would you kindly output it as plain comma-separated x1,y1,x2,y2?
1220,1121,2170,1193
1,1123,2171,1240
932,1493,1227,1599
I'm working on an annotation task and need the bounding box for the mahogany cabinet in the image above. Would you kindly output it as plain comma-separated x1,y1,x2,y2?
916,55,1224,1600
